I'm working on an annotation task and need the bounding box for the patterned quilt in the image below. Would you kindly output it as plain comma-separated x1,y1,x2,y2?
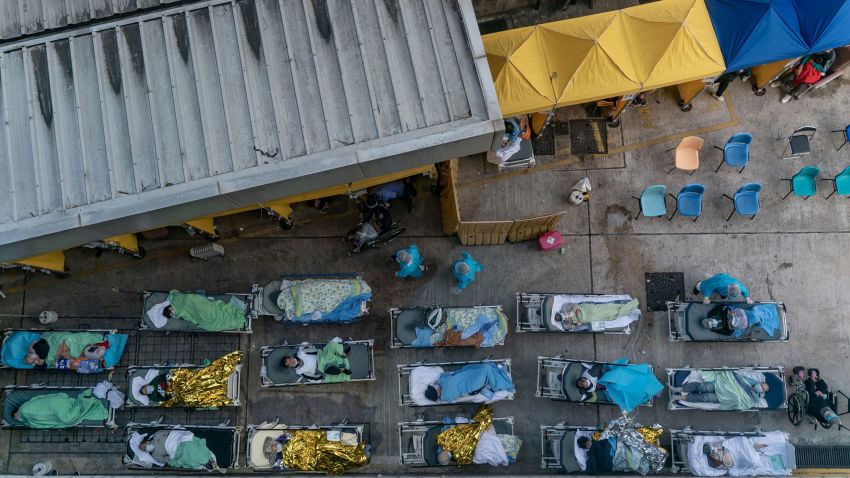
430,306,508,347
277,279,371,320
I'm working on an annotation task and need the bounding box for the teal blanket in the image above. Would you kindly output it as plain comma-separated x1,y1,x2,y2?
18,389,108,428
703,370,756,410
168,290,246,331
316,342,350,383
170,437,214,469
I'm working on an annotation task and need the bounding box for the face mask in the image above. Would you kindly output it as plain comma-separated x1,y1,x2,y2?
144,443,155,452
752,384,763,394
143,385,155,394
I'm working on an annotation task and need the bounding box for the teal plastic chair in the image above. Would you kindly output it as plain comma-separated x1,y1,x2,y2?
632,185,668,219
782,166,820,200
822,166,850,199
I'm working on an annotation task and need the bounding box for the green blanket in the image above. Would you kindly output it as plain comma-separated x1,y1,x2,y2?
18,389,108,428
168,290,246,331
702,370,755,410
578,299,639,323
43,331,105,365
316,342,350,383
169,437,214,469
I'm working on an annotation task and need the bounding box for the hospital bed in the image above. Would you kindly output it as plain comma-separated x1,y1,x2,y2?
2,385,116,429
125,364,242,407
250,274,370,323
259,339,375,387
539,424,602,471
670,428,796,475
536,356,654,406
398,416,514,466
667,301,789,342
666,366,786,411
246,420,369,472
397,358,514,407
1,328,128,371
516,293,639,334
124,422,241,472
389,305,508,348
140,290,253,333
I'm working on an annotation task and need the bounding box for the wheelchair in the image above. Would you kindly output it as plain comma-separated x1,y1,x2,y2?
786,374,849,430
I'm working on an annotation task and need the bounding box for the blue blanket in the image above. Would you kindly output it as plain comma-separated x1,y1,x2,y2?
291,293,372,323
599,359,663,412
736,305,779,337
437,363,514,402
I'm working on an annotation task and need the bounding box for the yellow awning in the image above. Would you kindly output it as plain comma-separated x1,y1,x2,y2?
483,0,726,117
13,250,66,272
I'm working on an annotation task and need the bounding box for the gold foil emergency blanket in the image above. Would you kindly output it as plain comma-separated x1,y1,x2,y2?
281,430,367,474
162,351,241,408
436,405,493,465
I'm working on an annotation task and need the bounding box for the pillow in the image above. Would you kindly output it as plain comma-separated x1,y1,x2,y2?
409,366,444,405
1,331,41,369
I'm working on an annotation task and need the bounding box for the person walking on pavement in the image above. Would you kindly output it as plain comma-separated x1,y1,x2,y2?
394,245,427,278
694,273,753,304
451,252,483,293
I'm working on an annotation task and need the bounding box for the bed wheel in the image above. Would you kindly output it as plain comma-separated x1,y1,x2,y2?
754,87,766,97
279,217,293,230
132,247,146,259
679,102,693,112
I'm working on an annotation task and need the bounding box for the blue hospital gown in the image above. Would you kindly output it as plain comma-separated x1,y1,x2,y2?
452,253,483,290
396,245,425,278
700,273,749,299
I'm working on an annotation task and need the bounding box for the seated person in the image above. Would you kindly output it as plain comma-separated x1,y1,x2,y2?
577,436,613,474
672,380,769,403
12,389,108,428
424,363,514,403
282,338,353,382
800,367,841,426
131,430,215,469
574,363,607,402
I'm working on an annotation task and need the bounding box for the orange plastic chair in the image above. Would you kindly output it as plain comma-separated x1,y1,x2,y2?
666,136,704,175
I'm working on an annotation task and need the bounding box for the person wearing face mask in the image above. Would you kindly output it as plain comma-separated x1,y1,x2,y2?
672,381,769,403
803,368,842,427
139,373,171,403
693,273,753,304
24,339,50,369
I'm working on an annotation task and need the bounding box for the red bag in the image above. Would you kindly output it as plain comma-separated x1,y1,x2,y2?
538,231,563,251
793,62,822,86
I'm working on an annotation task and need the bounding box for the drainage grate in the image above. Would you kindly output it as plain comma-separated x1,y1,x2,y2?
645,272,685,312
569,118,608,155
796,446,850,468
478,17,508,35
532,126,555,156
134,332,240,366
20,427,124,446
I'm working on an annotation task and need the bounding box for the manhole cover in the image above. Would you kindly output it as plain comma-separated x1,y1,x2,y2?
533,126,555,156
569,118,608,155
552,120,570,135
645,272,685,311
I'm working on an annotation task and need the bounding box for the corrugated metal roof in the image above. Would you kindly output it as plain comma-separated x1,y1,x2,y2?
0,0,186,42
0,0,502,261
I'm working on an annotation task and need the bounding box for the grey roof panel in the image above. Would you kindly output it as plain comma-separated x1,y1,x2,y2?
0,0,502,261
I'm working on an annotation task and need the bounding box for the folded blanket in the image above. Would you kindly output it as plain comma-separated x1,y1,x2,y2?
17,389,108,428
167,291,246,331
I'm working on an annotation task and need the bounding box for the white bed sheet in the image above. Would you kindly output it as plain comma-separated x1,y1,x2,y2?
408,365,514,406
678,370,768,410
686,431,792,476
548,295,638,331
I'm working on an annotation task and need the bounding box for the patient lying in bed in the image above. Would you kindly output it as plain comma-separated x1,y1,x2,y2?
3,331,113,373
12,388,109,428
282,338,353,383
130,430,217,470
550,297,640,332
147,291,247,331
411,363,514,405
687,432,793,476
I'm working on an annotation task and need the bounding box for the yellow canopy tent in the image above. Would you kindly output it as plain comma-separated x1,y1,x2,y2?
484,0,726,118
8,250,66,273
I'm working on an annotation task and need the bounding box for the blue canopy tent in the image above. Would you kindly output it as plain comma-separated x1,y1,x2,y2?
706,0,808,72
793,0,850,53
